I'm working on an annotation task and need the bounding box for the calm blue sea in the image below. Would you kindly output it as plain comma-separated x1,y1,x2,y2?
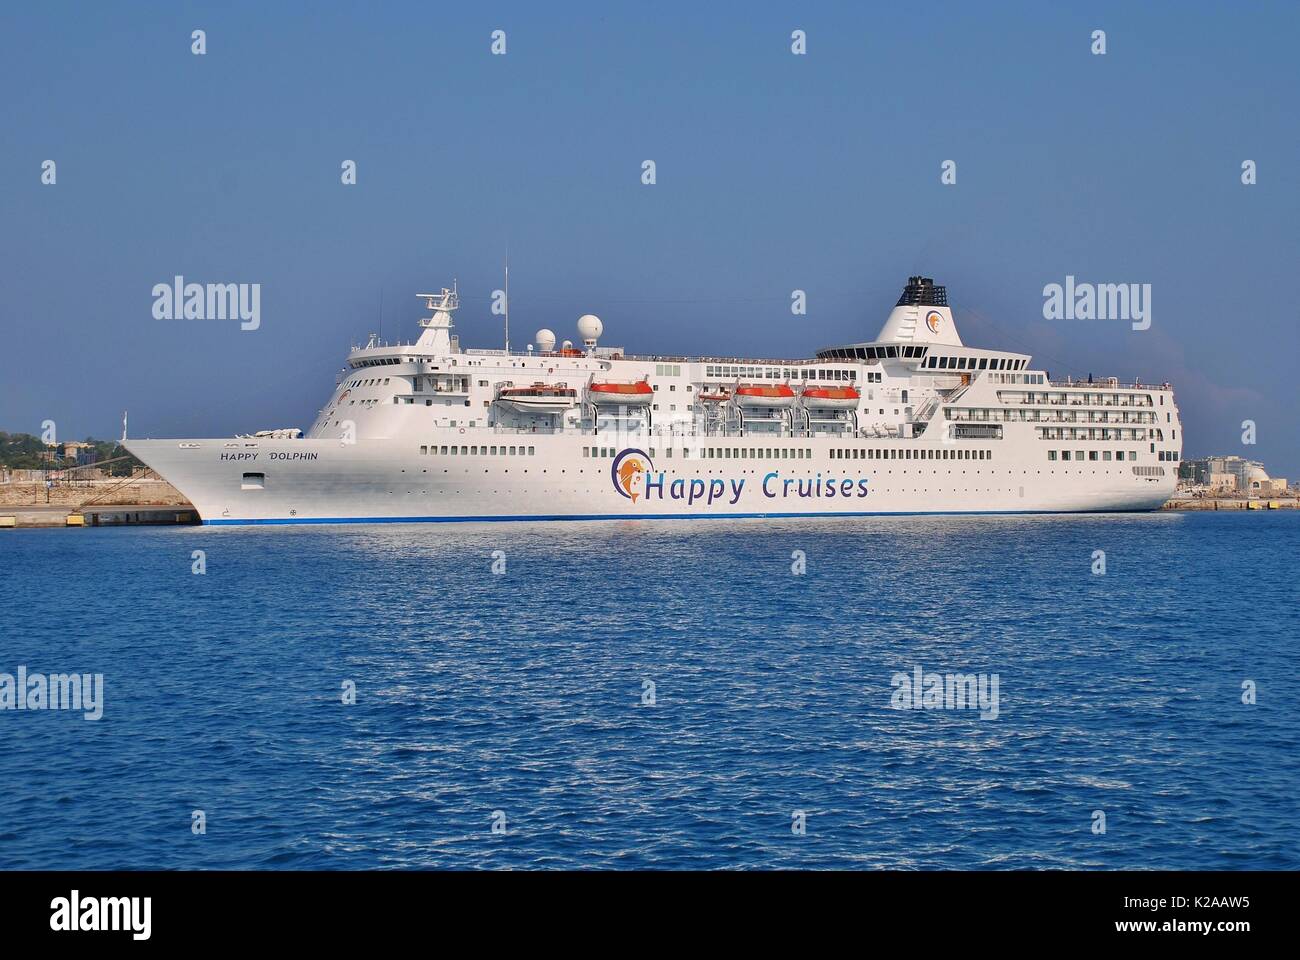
1,511,1297,870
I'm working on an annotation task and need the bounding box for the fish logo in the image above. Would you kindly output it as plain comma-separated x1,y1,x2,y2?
338,389,351,403
611,448,654,502
926,310,943,334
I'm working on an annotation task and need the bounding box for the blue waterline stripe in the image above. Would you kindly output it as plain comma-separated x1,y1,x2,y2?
202,508,1141,525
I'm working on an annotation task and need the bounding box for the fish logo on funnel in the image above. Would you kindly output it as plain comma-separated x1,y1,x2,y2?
926,310,943,334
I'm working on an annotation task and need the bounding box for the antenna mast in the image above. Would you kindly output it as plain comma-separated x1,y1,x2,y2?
504,252,510,354
414,282,459,353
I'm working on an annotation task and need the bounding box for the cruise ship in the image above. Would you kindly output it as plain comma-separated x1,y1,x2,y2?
125,276,1181,524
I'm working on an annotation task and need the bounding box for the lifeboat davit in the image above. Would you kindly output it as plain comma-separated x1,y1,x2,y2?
801,386,860,410
496,382,578,413
734,383,796,408
588,380,653,406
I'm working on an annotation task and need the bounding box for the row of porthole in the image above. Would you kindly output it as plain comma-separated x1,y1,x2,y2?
387,468,1141,490
387,486,1045,494
401,467,1139,477
388,487,1080,497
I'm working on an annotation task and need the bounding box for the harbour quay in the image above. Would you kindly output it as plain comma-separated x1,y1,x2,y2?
0,504,198,528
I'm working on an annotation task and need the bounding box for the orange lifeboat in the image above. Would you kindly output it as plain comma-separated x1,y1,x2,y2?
589,380,653,406
734,383,796,408
801,386,860,410
698,391,732,403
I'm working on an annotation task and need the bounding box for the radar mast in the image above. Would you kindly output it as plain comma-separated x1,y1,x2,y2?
415,281,459,353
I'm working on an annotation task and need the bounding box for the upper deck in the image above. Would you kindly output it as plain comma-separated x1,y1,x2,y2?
309,275,1179,462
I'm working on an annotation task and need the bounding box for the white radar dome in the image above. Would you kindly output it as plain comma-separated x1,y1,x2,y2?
535,328,556,352
561,339,574,351
577,314,603,345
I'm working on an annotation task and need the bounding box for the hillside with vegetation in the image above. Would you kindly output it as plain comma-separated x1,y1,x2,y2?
0,431,141,476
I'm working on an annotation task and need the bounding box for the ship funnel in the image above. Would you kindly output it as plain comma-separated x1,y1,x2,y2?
875,275,962,346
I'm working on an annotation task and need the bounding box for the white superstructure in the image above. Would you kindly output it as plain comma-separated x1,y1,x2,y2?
125,276,1182,524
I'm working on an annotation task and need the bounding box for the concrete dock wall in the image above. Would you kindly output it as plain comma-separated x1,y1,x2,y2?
0,478,188,507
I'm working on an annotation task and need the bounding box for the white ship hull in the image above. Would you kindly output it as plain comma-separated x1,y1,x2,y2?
125,434,1175,524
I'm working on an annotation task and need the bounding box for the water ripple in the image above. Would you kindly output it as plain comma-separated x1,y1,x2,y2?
0,512,1296,868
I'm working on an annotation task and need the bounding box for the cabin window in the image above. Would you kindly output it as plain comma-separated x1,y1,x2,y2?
241,472,265,490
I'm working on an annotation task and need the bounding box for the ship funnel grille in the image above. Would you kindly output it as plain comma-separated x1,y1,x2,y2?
896,276,947,307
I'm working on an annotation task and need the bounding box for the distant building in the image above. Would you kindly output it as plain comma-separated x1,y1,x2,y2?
1181,455,1288,496
61,441,97,466
1208,471,1237,492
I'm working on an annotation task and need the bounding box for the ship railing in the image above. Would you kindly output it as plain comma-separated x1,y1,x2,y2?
489,425,591,436
1048,378,1171,391
620,354,835,366
350,345,874,369
1016,396,1153,407
941,382,972,406
910,395,941,422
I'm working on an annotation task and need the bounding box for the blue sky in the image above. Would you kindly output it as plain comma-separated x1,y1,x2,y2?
2,1,1297,475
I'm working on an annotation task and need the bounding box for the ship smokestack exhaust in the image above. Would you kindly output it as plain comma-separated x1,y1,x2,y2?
896,276,947,307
